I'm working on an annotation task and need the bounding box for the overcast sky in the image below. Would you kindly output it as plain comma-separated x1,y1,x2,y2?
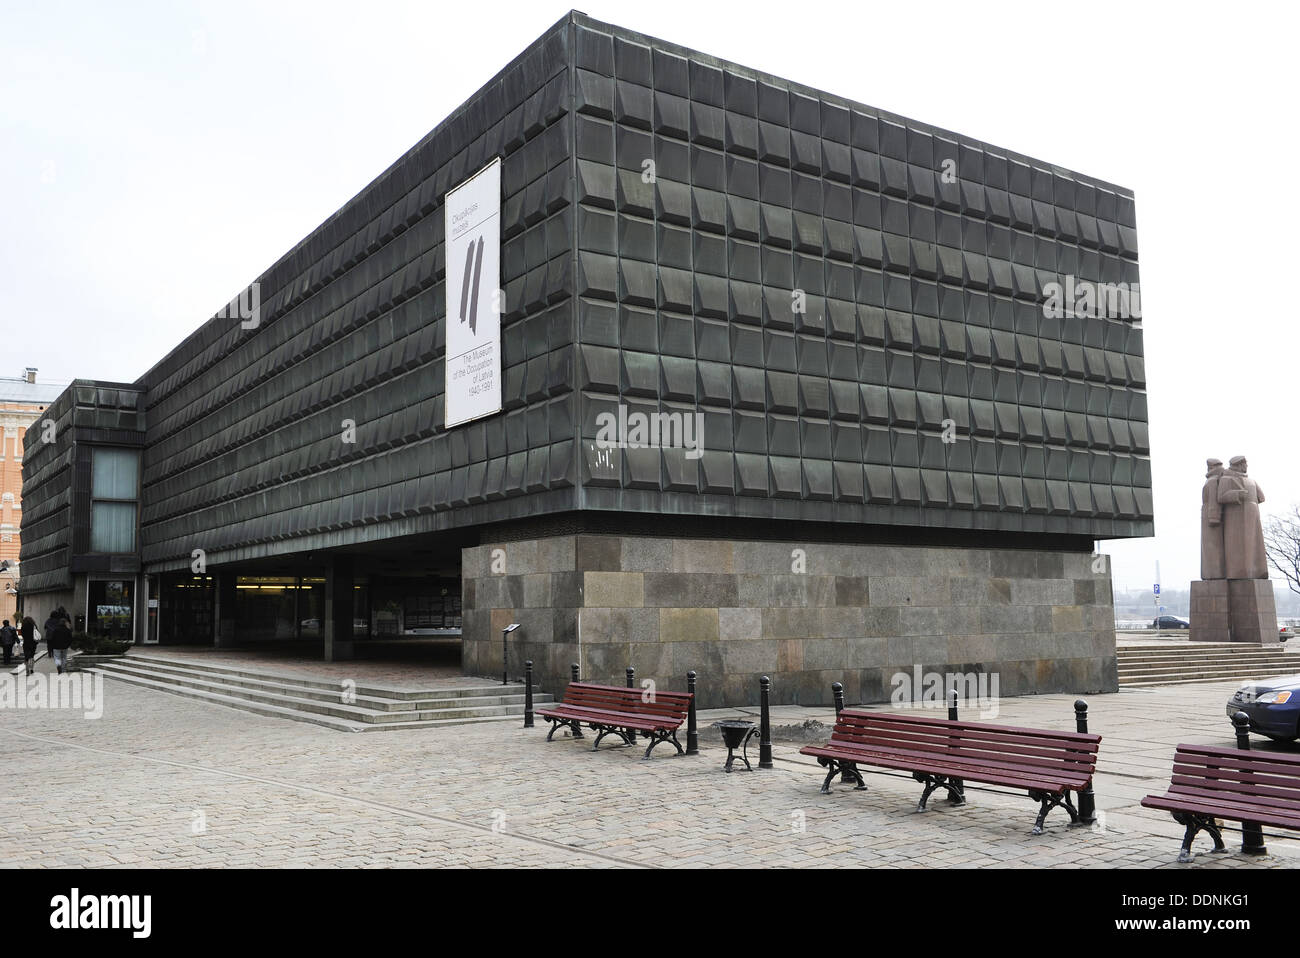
2,0,1295,596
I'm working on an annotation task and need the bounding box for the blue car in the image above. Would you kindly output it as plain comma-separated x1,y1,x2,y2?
1227,675,1300,741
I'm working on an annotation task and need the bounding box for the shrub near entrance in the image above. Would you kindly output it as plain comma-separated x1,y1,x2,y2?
70,632,131,655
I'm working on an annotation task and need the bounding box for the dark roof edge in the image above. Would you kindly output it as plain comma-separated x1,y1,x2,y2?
572,10,1135,198
69,379,145,391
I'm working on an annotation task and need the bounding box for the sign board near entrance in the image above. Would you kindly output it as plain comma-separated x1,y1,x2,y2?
444,157,502,429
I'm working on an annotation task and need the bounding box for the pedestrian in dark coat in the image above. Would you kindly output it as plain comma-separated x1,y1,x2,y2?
0,619,15,666
45,609,73,675
20,615,37,676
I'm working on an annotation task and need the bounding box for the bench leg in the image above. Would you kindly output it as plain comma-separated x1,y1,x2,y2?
914,773,964,812
591,726,635,751
642,729,684,761
814,758,867,794
1029,790,1080,835
838,761,868,788
1172,812,1227,863
545,718,578,742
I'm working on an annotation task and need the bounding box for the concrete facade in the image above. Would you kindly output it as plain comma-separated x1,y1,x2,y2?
462,533,1116,706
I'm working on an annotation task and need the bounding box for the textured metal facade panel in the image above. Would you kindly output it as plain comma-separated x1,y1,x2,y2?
133,20,577,570
567,14,1149,538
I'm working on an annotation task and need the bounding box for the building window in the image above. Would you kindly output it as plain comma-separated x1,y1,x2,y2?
90,448,139,554
89,579,133,639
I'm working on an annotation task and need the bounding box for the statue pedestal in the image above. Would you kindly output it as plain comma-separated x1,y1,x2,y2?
1190,579,1279,644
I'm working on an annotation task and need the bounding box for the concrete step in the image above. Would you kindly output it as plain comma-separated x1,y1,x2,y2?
117,652,523,700
94,657,537,711
92,659,553,731
1118,647,1293,655
1122,675,1293,688
1118,655,1300,670
1116,643,1300,688
1120,667,1300,685
1120,668,1300,682
1119,669,1300,681
1119,643,1289,653
94,661,550,724
1118,648,1293,657
94,669,549,731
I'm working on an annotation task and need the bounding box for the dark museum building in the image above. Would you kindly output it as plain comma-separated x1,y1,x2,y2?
20,11,1148,706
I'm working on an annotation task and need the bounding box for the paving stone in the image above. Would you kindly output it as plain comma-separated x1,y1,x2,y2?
1,659,1295,868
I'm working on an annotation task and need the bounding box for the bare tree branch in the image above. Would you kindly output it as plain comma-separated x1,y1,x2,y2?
1264,505,1300,596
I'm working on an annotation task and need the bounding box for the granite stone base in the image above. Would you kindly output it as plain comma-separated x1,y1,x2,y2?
461,534,1118,709
1190,579,1279,643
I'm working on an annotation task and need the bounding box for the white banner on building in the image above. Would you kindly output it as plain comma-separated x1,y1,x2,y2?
444,157,502,428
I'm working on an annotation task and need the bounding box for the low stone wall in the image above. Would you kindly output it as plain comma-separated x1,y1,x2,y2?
461,534,1116,709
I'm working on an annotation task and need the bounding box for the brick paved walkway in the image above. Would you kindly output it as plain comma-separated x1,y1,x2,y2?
2,659,1296,868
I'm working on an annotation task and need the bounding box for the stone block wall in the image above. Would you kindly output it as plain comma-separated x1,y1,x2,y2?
1190,579,1280,643
462,534,1116,708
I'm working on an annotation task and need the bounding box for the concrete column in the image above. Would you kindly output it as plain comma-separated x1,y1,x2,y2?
323,556,354,663
213,572,237,648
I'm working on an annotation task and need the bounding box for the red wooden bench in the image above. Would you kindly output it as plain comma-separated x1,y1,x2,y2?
536,681,693,760
1141,743,1300,861
800,709,1101,834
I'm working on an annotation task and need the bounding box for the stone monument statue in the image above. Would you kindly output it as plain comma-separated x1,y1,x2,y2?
1200,458,1225,580
1217,455,1268,579
1190,454,1277,643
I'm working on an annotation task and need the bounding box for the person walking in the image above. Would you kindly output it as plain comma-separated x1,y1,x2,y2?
44,608,73,675
0,619,15,666
20,615,38,676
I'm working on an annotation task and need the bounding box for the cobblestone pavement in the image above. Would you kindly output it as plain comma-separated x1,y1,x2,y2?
2,659,1297,868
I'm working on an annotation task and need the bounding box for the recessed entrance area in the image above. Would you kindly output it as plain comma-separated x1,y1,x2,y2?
148,531,474,672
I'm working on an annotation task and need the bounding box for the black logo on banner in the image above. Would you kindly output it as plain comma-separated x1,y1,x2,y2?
458,235,485,335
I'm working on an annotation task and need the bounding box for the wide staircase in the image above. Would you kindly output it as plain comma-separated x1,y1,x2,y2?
86,652,552,732
1119,642,1300,687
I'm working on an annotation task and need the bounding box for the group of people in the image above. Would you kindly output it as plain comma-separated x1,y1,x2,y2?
0,607,74,675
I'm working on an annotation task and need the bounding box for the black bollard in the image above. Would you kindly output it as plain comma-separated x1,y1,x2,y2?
1234,710,1252,751
524,660,534,728
685,671,699,756
1073,699,1096,824
947,688,964,802
627,667,646,740
1233,711,1267,855
832,682,853,783
569,662,583,739
759,676,774,769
